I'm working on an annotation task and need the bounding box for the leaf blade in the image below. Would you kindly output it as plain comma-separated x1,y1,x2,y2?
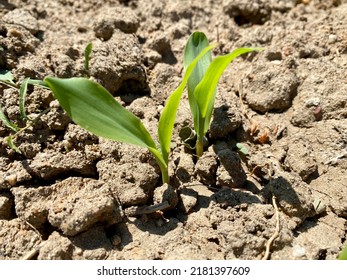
184,32,212,96
44,77,157,149
19,77,30,120
0,105,19,132
194,47,262,119
0,70,14,84
5,136,21,153
184,31,212,134
84,43,93,76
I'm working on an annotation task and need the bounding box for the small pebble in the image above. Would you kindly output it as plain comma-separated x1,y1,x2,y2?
5,174,17,186
292,244,306,258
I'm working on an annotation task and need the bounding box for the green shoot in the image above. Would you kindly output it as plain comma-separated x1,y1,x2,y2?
5,135,21,153
19,77,30,120
0,105,19,132
236,142,249,156
0,71,20,131
44,43,214,184
84,43,93,77
0,70,17,89
338,243,347,260
184,31,262,157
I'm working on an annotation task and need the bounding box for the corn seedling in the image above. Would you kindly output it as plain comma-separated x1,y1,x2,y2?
44,42,215,184
183,31,262,157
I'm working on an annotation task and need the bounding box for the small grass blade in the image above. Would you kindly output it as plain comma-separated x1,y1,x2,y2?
0,70,17,88
0,105,19,132
5,136,21,153
84,43,93,77
19,77,30,120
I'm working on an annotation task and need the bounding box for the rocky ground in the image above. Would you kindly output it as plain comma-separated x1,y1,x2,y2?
0,0,346,260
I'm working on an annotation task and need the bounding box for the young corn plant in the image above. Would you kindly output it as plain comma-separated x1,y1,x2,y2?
44,42,215,184
183,31,262,157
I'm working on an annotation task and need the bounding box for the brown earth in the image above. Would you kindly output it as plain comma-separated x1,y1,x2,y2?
0,0,347,260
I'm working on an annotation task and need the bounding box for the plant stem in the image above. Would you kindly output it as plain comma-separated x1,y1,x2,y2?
196,138,204,158
148,148,169,184
160,167,169,185
0,80,19,89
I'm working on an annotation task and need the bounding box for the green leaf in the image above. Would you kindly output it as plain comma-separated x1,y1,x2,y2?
184,32,212,100
194,47,262,138
158,43,216,164
84,43,93,76
45,77,157,148
19,78,30,120
0,104,19,132
44,77,172,182
338,244,347,260
5,136,21,153
195,47,261,120
236,142,249,156
184,31,213,137
0,70,14,84
0,70,18,89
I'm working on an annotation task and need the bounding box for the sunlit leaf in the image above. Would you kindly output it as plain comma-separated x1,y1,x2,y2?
0,105,19,132
44,77,171,182
5,136,21,153
0,70,14,83
19,77,30,120
236,142,249,156
194,47,261,135
338,244,347,260
45,77,157,148
84,43,93,76
183,31,262,157
184,32,212,134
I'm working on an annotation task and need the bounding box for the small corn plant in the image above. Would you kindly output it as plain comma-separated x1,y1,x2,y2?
43,42,215,184
183,31,262,157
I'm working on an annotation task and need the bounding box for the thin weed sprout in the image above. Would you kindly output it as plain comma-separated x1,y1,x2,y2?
0,71,49,152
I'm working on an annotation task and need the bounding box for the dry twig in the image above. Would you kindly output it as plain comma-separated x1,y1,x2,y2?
21,219,44,260
263,195,280,260
124,201,170,217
